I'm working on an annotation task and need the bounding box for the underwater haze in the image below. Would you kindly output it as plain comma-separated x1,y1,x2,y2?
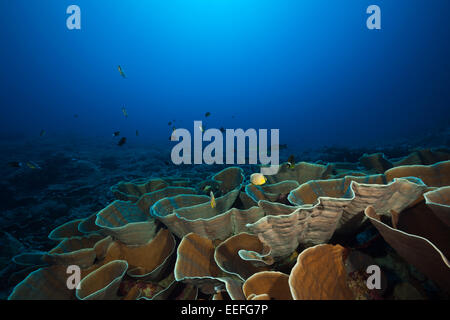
2,0,450,302
1,0,450,149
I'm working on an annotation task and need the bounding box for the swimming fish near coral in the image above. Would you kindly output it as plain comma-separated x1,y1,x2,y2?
250,173,267,186
122,107,128,118
112,131,120,137
118,65,126,78
118,137,127,146
205,112,211,117
210,191,216,208
287,155,295,169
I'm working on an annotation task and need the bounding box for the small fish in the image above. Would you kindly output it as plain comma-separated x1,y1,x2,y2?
74,114,79,118
118,65,126,78
250,173,267,186
112,131,120,137
40,130,46,137
288,250,299,263
122,107,128,118
136,130,139,136
205,112,211,117
210,191,216,208
168,122,172,126
287,155,295,169
26,161,41,170
8,161,23,168
118,137,127,146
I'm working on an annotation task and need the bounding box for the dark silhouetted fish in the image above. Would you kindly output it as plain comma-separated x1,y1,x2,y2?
205,112,211,117
40,130,46,137
8,161,23,168
118,137,127,146
287,154,295,169
112,131,120,137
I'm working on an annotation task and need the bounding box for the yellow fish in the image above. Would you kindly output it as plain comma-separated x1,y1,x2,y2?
118,65,126,78
26,161,41,170
122,107,128,118
250,173,267,186
210,191,216,208
287,155,295,169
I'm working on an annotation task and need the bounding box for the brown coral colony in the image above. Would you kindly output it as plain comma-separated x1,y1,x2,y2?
8,150,450,300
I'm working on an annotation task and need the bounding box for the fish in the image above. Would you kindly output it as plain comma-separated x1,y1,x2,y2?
26,161,41,170
40,130,46,137
112,131,120,137
118,65,126,78
219,127,225,133
136,130,139,136
122,107,128,118
8,161,23,168
203,185,212,193
287,155,295,169
205,112,211,117
250,173,267,186
118,137,127,146
210,191,216,208
74,114,79,118
168,122,172,126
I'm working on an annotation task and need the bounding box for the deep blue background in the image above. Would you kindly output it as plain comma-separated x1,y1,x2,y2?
1,0,449,149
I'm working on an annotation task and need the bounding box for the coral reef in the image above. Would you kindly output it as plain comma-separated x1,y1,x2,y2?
3,138,450,300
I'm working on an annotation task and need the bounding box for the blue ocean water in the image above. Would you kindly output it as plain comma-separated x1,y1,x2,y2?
2,1,450,302
1,0,449,149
